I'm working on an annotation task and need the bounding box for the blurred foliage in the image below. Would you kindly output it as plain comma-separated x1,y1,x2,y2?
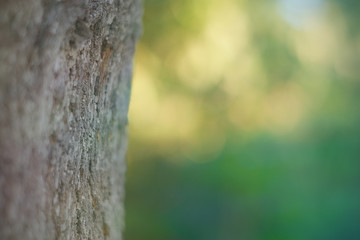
125,0,360,239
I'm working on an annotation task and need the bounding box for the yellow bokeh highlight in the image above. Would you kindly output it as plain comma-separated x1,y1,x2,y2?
176,1,249,91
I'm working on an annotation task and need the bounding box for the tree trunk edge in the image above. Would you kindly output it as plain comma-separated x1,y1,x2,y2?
0,1,142,239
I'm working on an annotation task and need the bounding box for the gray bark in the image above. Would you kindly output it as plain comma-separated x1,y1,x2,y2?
0,0,142,239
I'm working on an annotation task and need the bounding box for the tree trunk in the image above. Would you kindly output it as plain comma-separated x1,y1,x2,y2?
0,0,142,239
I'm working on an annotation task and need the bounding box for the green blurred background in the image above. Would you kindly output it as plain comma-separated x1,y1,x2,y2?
125,0,360,239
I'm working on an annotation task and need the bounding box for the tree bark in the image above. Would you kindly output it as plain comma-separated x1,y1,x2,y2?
0,0,142,239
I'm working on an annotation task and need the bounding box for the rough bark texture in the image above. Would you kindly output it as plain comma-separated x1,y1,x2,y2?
0,0,142,239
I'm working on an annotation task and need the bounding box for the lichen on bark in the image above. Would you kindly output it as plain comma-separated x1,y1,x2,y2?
0,0,142,239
